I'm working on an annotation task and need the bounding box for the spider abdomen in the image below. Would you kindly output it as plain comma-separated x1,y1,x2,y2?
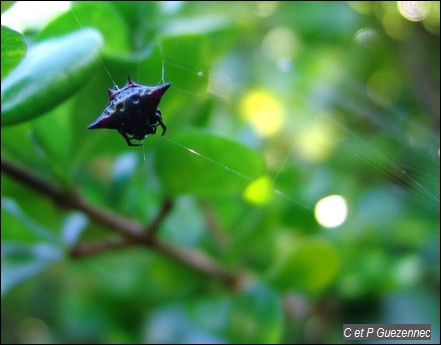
88,76,170,146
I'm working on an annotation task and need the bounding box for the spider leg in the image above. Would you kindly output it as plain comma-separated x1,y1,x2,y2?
156,110,167,136
118,129,142,146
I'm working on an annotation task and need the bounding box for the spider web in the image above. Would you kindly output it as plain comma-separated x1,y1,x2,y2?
18,3,438,216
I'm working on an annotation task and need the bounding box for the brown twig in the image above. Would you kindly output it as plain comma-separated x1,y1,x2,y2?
1,157,240,287
154,240,239,287
1,157,144,239
144,197,173,240
69,237,134,258
198,200,228,251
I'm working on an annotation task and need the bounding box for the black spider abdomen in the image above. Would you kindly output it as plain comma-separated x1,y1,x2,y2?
88,76,170,146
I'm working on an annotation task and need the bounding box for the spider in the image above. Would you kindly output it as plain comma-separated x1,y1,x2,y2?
88,76,170,146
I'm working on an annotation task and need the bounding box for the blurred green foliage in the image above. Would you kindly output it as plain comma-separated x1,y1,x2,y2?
1,26,26,81
1,1,439,344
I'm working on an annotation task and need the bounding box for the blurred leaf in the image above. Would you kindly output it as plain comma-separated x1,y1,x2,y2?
1,25,26,81
37,2,130,57
268,236,340,294
31,99,74,184
144,284,282,344
1,198,59,242
1,1,15,14
61,212,88,246
1,198,64,298
144,305,225,344
1,29,103,126
161,16,231,37
154,131,265,196
161,35,210,99
58,291,112,342
226,284,282,343
1,122,38,164
109,152,139,207
1,242,62,297
161,196,205,247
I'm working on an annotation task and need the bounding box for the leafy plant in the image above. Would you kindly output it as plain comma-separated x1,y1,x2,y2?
2,2,439,344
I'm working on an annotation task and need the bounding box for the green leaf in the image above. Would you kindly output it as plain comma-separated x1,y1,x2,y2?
144,305,225,344
161,16,231,37
61,212,88,246
37,2,130,57
161,34,210,97
144,284,282,344
1,25,26,80
1,122,37,164
226,284,282,343
1,242,62,297
1,198,62,296
1,198,59,243
154,131,265,196
31,99,75,185
1,29,103,126
268,237,340,294
1,1,15,13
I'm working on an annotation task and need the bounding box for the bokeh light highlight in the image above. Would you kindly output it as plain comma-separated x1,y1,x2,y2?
243,175,273,205
314,195,348,228
240,89,285,137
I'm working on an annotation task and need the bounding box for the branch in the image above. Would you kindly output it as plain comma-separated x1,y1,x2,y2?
70,238,238,287
69,238,133,257
1,157,240,287
1,157,143,239
154,240,239,287
198,200,228,251
69,197,172,257
144,197,173,239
